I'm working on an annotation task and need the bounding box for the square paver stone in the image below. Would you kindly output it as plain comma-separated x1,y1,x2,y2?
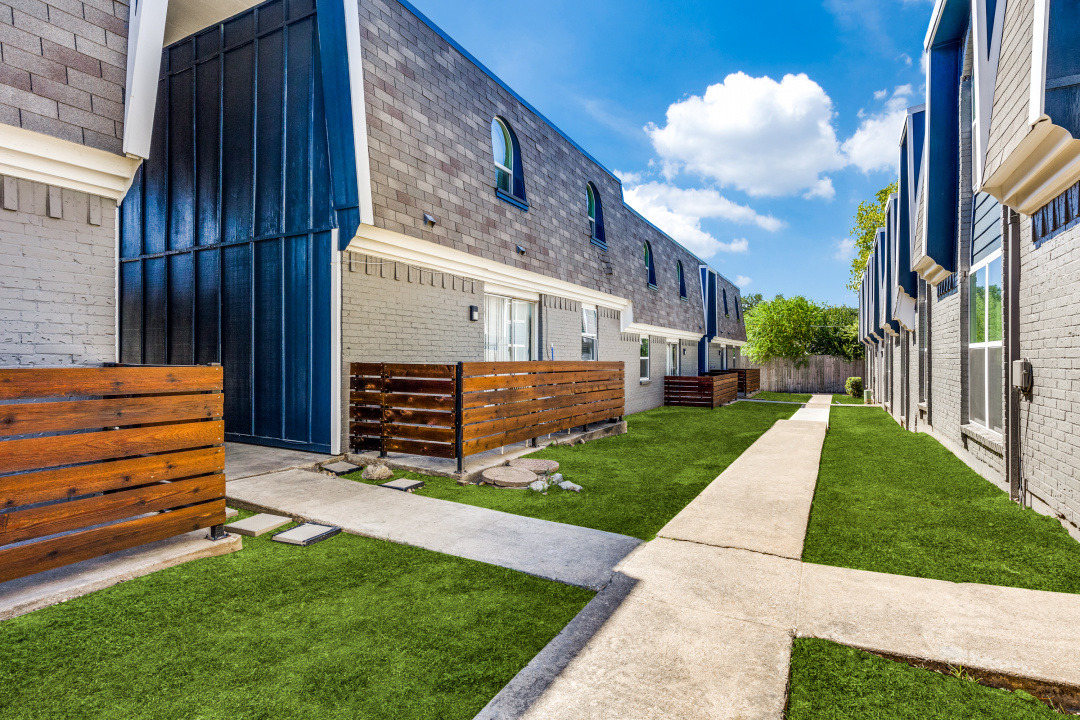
271,523,341,546
322,461,360,475
225,507,239,519
380,478,426,492
224,513,292,537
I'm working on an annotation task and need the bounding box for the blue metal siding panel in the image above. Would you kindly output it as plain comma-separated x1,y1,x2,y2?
925,41,962,276
118,0,336,452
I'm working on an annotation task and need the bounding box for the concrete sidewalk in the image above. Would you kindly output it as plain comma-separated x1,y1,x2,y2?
485,397,1080,719
226,469,640,590
658,418,827,559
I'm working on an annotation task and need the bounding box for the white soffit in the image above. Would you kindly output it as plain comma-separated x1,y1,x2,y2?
163,0,263,45
0,124,141,199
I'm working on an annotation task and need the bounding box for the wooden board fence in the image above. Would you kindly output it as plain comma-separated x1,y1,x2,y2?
745,356,864,394
0,366,226,584
704,368,761,395
664,375,737,408
349,361,625,469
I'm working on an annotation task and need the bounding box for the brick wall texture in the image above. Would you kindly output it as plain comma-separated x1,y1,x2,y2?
354,0,745,341
0,174,115,365
0,0,128,153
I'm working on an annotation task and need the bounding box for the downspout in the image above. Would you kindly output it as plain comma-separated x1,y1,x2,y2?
1004,207,1022,502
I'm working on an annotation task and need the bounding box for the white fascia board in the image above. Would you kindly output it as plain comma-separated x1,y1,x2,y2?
1030,0,1051,125
123,0,168,159
330,231,342,455
0,124,141,199
971,0,1007,188
347,223,636,323
626,323,703,344
893,289,917,332
708,336,747,347
342,0,374,225
925,0,950,50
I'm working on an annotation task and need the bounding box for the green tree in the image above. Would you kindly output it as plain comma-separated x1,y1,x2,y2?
846,181,898,293
744,295,862,365
741,292,763,317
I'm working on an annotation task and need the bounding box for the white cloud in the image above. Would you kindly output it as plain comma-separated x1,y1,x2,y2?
613,169,644,185
841,85,914,174
645,72,845,199
625,182,784,232
873,89,888,101
832,237,856,262
735,275,752,287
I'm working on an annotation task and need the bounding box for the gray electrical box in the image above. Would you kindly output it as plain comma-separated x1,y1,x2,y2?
1012,359,1032,392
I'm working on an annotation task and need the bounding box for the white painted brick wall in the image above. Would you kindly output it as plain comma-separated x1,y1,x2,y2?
0,175,115,366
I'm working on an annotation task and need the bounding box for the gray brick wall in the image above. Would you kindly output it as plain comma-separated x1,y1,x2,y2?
1017,219,1080,529
985,0,1032,181
679,339,698,376
355,0,743,342
0,0,128,153
539,294,581,362
620,333,665,415
341,251,484,365
0,174,115,365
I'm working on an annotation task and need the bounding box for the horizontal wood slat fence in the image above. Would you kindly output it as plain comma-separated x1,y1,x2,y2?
350,361,625,470
664,374,737,408
704,368,761,395
0,366,227,585
745,356,864,393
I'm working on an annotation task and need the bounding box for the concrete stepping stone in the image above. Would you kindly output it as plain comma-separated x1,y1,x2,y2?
508,458,559,474
224,513,291,537
322,460,360,475
225,507,239,519
381,478,425,492
271,523,340,546
482,466,538,488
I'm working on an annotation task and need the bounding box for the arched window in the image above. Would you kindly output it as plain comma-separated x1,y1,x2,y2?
491,117,526,207
734,294,741,321
586,183,606,247
722,288,729,316
643,241,657,288
676,261,686,299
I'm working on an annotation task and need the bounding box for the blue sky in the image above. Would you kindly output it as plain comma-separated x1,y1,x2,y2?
409,0,934,307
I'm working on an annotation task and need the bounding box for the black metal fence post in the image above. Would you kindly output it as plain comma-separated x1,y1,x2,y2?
208,524,227,540
379,363,388,458
455,362,464,474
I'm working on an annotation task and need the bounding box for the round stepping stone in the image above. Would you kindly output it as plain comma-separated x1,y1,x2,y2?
481,466,538,488
508,458,559,474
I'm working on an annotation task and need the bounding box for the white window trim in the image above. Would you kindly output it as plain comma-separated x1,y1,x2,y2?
581,305,598,361
968,248,1003,432
492,119,513,190
639,337,651,382
484,293,536,362
666,342,679,376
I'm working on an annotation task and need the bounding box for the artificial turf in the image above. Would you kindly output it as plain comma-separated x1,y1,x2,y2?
751,391,812,403
787,639,1064,719
0,522,593,720
830,393,865,405
347,402,796,540
804,407,1080,593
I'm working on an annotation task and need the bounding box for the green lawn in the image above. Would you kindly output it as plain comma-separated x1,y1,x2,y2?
804,408,1080,593
347,402,796,540
0,519,593,720
831,393,864,405
787,639,1063,719
749,391,812,403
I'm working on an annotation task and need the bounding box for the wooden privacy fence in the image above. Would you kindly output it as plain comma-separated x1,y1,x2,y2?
746,356,864,393
704,368,761,395
0,366,227,585
350,361,625,470
664,374,737,408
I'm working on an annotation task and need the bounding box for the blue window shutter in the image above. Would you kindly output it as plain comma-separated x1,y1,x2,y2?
594,186,606,245
509,124,527,203
925,41,962,276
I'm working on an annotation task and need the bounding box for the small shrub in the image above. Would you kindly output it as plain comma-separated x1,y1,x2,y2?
845,377,864,399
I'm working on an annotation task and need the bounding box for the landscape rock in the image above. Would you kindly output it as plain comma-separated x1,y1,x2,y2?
558,481,583,493
551,473,564,483
361,464,394,481
509,458,560,474
528,480,548,493
482,466,538,488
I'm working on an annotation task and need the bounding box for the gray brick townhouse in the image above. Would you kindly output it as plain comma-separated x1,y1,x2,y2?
0,0,747,454
859,0,1080,539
